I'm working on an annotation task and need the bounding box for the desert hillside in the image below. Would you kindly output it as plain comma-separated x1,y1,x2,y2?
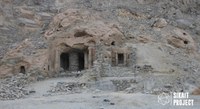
0,0,200,109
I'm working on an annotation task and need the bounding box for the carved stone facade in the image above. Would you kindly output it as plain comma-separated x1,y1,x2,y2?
111,47,131,67
47,38,96,73
45,9,133,75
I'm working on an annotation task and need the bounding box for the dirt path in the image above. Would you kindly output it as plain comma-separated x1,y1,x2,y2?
1,78,200,109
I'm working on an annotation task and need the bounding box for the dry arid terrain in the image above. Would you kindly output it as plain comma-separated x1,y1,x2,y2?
0,0,200,109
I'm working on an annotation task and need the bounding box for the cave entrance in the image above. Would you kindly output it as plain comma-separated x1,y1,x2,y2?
20,66,26,74
60,50,85,71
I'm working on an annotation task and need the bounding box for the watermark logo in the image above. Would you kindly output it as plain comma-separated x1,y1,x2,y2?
158,92,171,105
158,92,194,106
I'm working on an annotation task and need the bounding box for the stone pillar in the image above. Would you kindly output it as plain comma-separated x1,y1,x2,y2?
84,51,88,69
124,53,127,66
88,47,92,69
52,49,56,70
55,50,60,72
92,48,95,66
115,52,118,65
69,52,79,71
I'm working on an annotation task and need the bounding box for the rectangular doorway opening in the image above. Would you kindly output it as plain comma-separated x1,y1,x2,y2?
60,50,86,71
118,53,124,64
60,53,69,70
78,52,85,71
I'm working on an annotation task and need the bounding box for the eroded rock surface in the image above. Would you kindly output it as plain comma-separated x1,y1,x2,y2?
0,0,200,101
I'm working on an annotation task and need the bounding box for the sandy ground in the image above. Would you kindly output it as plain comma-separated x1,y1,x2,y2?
0,78,200,109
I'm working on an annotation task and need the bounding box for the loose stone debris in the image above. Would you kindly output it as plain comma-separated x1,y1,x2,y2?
48,82,86,94
0,73,33,100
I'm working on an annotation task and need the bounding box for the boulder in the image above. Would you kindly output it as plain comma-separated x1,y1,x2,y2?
153,18,167,28
192,88,200,95
167,28,196,52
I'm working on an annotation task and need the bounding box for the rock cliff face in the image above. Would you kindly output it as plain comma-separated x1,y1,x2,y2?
0,0,200,94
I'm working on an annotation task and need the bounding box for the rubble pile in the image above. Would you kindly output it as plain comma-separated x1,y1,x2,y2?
111,79,140,91
0,74,31,100
48,82,86,94
135,65,154,73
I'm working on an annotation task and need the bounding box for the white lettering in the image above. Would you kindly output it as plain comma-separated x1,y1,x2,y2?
173,92,189,99
173,99,194,106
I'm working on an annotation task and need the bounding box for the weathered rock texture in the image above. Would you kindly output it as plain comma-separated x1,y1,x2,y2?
0,0,200,96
